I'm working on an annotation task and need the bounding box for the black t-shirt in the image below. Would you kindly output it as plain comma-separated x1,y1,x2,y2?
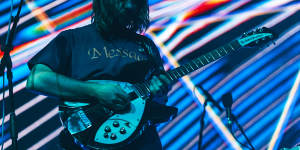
28,23,165,83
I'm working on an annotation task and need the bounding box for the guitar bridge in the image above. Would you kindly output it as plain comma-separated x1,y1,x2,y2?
66,110,92,135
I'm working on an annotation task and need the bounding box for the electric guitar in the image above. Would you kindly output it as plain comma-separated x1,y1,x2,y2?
63,27,276,149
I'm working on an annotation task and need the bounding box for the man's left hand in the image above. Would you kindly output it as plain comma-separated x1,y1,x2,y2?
149,74,171,97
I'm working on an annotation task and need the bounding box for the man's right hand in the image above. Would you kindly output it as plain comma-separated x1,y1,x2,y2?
90,83,131,112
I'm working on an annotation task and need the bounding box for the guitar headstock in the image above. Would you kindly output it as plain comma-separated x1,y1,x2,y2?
238,27,276,47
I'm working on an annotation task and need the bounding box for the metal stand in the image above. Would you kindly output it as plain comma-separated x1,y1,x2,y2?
0,1,24,149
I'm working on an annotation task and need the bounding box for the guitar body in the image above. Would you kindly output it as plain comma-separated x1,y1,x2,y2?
63,80,172,150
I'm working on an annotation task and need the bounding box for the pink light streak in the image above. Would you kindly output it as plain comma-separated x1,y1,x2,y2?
0,95,47,126
268,69,300,150
0,0,67,35
27,126,64,150
3,107,59,149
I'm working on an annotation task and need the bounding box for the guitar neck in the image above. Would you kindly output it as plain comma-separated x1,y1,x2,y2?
135,40,242,98
165,40,242,81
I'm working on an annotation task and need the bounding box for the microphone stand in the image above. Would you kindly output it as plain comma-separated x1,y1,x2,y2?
0,1,24,149
196,86,255,150
196,85,223,150
231,114,255,150
222,92,255,150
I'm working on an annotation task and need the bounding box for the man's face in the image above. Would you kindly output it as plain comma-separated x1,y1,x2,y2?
93,0,149,32
114,0,147,27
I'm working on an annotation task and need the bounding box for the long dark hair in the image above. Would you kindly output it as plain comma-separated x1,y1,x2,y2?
92,0,150,35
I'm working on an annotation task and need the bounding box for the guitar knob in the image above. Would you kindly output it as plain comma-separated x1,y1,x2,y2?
104,133,109,138
113,121,120,127
120,127,126,134
104,126,111,132
110,133,117,140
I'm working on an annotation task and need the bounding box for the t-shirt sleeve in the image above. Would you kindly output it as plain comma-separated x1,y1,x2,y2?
27,30,72,76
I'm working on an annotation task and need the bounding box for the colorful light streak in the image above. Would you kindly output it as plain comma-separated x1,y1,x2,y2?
0,0,67,35
27,126,64,150
25,0,56,33
268,69,300,150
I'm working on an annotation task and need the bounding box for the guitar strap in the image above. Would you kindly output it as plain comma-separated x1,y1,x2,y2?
136,35,164,76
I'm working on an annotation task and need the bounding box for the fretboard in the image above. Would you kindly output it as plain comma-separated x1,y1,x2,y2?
134,40,242,98
165,40,241,81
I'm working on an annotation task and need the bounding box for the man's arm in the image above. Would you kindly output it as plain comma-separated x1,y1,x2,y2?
26,64,130,110
27,64,96,101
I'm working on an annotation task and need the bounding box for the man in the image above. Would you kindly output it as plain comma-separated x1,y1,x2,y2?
26,0,176,149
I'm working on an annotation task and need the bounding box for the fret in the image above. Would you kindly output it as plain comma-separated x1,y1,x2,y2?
166,72,174,81
192,60,199,68
216,48,224,55
143,82,151,93
185,63,191,72
170,70,176,79
135,83,147,98
183,65,190,73
141,83,150,97
173,70,180,79
189,63,195,70
177,69,182,78
212,51,220,59
200,57,208,65
221,47,227,54
209,52,216,60
197,58,205,66
179,68,185,76
168,71,174,79
133,84,142,97
216,50,221,57
206,54,214,62
224,46,230,54
203,55,209,63
228,44,234,51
